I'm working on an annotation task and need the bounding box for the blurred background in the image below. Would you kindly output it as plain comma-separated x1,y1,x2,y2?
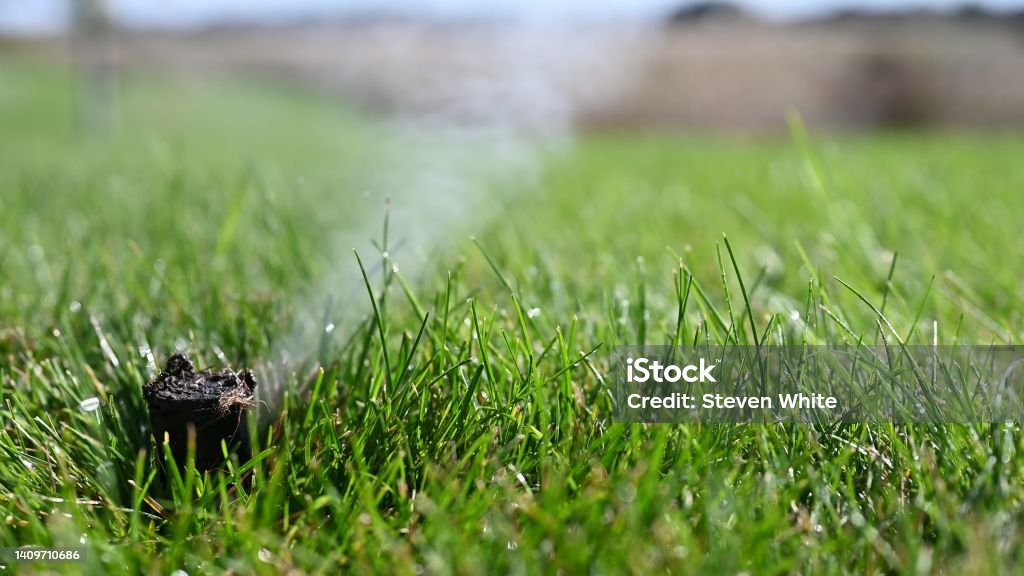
3,0,1024,356
3,0,1024,136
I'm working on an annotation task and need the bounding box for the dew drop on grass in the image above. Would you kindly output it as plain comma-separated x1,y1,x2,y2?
617,483,637,504
527,307,541,319
602,507,615,524
79,397,100,412
325,323,335,334
27,244,44,262
139,346,156,376
212,345,227,365
69,301,82,313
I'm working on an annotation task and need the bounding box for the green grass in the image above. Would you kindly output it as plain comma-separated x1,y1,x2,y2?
3,60,1024,574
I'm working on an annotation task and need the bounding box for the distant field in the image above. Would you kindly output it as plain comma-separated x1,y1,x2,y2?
3,62,1024,573
88,19,1024,132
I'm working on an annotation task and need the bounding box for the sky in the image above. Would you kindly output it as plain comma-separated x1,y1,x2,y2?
2,0,1023,34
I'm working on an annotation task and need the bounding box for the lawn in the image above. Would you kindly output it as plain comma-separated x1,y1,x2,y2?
3,61,1024,574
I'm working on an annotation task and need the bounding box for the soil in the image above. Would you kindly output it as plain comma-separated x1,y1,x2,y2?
143,353,257,471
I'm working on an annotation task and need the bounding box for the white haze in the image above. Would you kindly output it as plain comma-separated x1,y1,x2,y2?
259,24,649,404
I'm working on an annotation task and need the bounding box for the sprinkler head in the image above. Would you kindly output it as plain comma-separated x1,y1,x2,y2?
143,353,257,471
